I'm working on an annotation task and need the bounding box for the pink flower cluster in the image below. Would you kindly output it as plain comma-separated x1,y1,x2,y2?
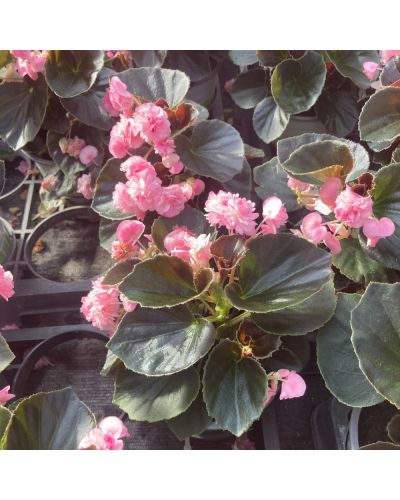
265,369,306,406
80,277,137,335
10,50,48,80
78,416,129,450
204,191,288,237
288,176,395,251
59,137,98,166
0,265,14,301
111,220,145,261
0,385,15,406
164,227,211,268
77,174,94,200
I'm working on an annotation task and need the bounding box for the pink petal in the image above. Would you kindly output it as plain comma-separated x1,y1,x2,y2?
319,176,342,210
362,217,395,248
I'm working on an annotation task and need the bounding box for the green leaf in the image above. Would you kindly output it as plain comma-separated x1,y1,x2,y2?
222,158,252,199
332,237,391,284
0,407,12,447
45,50,104,98
175,119,244,182
4,388,95,450
361,441,400,450
315,91,358,138
230,69,267,109
151,205,210,252
387,414,400,444
203,339,268,436
225,234,332,313
271,51,326,114
256,50,292,67
130,50,167,68
229,51,258,66
351,282,400,408
167,391,212,440
252,96,290,143
113,365,200,422
317,293,384,407
119,255,213,308
118,67,189,107
252,280,336,336
61,67,116,130
108,305,216,376
210,234,247,269
102,259,138,285
92,158,134,220
326,50,379,89
46,131,86,176
359,87,400,145
0,75,48,150
0,335,14,373
0,218,14,265
254,157,299,212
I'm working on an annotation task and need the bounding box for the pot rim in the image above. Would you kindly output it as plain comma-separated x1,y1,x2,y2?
347,407,361,450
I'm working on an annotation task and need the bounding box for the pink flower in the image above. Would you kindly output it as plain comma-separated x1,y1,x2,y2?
0,386,15,406
320,177,342,210
0,265,14,301
162,153,184,175
323,230,341,255
191,178,205,196
154,137,176,156
10,50,48,80
79,145,98,166
155,184,187,218
113,182,142,216
287,176,313,192
224,78,235,93
381,50,400,64
362,217,395,248
16,160,30,176
79,416,129,450
363,61,379,81
134,102,171,145
120,293,137,313
66,136,86,158
260,196,288,234
109,116,144,159
126,168,163,215
205,190,259,236
77,174,94,200
40,175,58,193
120,156,154,180
334,187,373,228
277,369,306,400
102,76,133,117
164,227,211,268
300,212,327,243
111,220,145,261
80,278,121,332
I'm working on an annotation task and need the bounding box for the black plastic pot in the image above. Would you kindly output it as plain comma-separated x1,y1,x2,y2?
24,205,112,283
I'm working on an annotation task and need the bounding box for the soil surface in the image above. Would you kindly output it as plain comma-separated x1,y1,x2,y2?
30,218,112,282
358,401,399,447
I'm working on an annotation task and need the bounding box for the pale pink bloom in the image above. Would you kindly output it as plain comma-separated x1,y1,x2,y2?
277,369,306,400
77,174,94,200
162,153,184,175
79,145,98,166
10,50,48,80
81,278,121,332
0,265,14,301
120,156,154,180
381,50,400,64
40,175,58,193
111,220,144,261
164,227,211,268
154,137,176,157
180,183,193,202
109,116,144,158
155,184,187,218
79,416,129,450
134,102,171,145
334,187,373,228
66,136,86,158
323,231,341,255
224,78,235,93
320,177,342,210
102,76,133,117
205,190,259,236
287,176,313,192
191,178,205,196
126,168,163,215
120,293,137,313
362,217,395,248
300,212,327,243
113,182,143,217
16,160,30,176
363,61,379,81
0,386,15,406
260,196,288,234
